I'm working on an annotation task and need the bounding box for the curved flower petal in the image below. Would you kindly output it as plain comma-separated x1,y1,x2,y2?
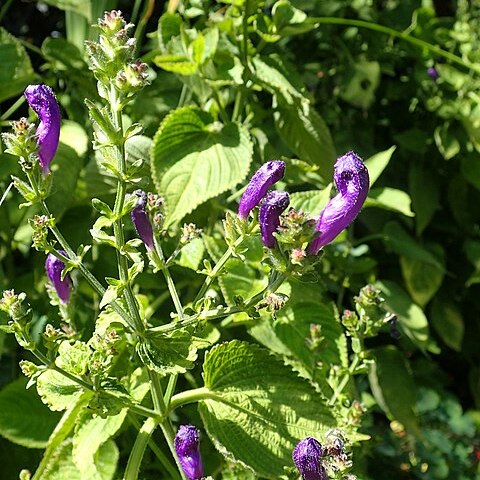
131,190,154,250
174,425,203,480
45,251,71,304
308,151,369,255
259,190,290,248
24,85,61,175
238,160,286,219
293,437,328,480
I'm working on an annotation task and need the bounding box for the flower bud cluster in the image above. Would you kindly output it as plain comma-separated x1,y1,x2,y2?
180,223,202,245
342,285,397,339
86,11,148,94
29,214,54,251
1,118,38,168
0,290,33,349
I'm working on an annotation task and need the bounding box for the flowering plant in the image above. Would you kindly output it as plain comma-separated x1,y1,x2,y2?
1,3,465,480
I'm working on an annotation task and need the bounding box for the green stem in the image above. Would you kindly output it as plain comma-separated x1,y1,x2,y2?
0,95,26,121
169,387,213,411
128,414,181,479
124,417,160,480
108,85,145,333
211,86,229,124
148,371,187,480
312,17,480,75
329,353,360,406
193,234,246,304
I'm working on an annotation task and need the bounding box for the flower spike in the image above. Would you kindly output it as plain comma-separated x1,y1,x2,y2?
308,152,369,255
238,160,286,219
24,85,61,175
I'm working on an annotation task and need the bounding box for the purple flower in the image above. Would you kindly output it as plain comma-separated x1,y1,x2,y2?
260,190,290,248
174,425,203,480
238,160,286,219
24,85,61,175
293,437,328,480
45,251,71,304
308,151,369,255
427,66,439,80
131,190,154,250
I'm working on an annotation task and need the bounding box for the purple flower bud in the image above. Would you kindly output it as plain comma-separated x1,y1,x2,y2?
308,152,369,255
24,85,61,175
131,190,154,250
45,251,71,304
259,190,290,248
238,160,286,219
174,425,203,480
293,437,328,480
427,66,439,80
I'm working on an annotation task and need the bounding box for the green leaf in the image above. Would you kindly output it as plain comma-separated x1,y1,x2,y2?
0,28,35,102
409,163,440,235
219,257,267,306
365,187,414,217
177,237,205,270
431,299,464,352
199,340,336,478
72,409,126,479
434,122,460,160
400,255,444,307
383,222,443,269
153,54,198,75
158,13,182,51
138,330,198,376
339,59,380,109
0,377,61,448
365,146,396,186
42,0,92,20
55,341,90,377
36,370,85,412
375,280,434,352
369,346,419,434
41,37,88,72
289,185,332,215
151,107,252,226
46,142,82,213
274,97,336,180
36,438,118,480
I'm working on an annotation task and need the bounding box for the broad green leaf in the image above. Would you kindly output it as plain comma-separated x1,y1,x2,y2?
289,185,332,215
219,258,267,306
375,280,434,352
400,256,444,307
434,122,460,160
252,55,305,102
35,438,118,480
138,330,198,376
59,121,89,157
274,97,336,180
41,37,87,72
153,54,198,75
0,28,35,102
42,0,92,20
409,163,440,235
369,346,419,434
0,378,61,448
383,222,443,269
177,237,205,270
339,59,380,109
365,187,414,217
73,409,126,479
157,13,182,51
461,153,480,192
365,146,396,186
431,299,464,352
151,107,252,226
46,139,84,217
36,370,85,411
33,395,90,479
199,341,336,478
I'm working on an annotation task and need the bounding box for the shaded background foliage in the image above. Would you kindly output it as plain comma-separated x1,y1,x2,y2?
0,0,479,479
